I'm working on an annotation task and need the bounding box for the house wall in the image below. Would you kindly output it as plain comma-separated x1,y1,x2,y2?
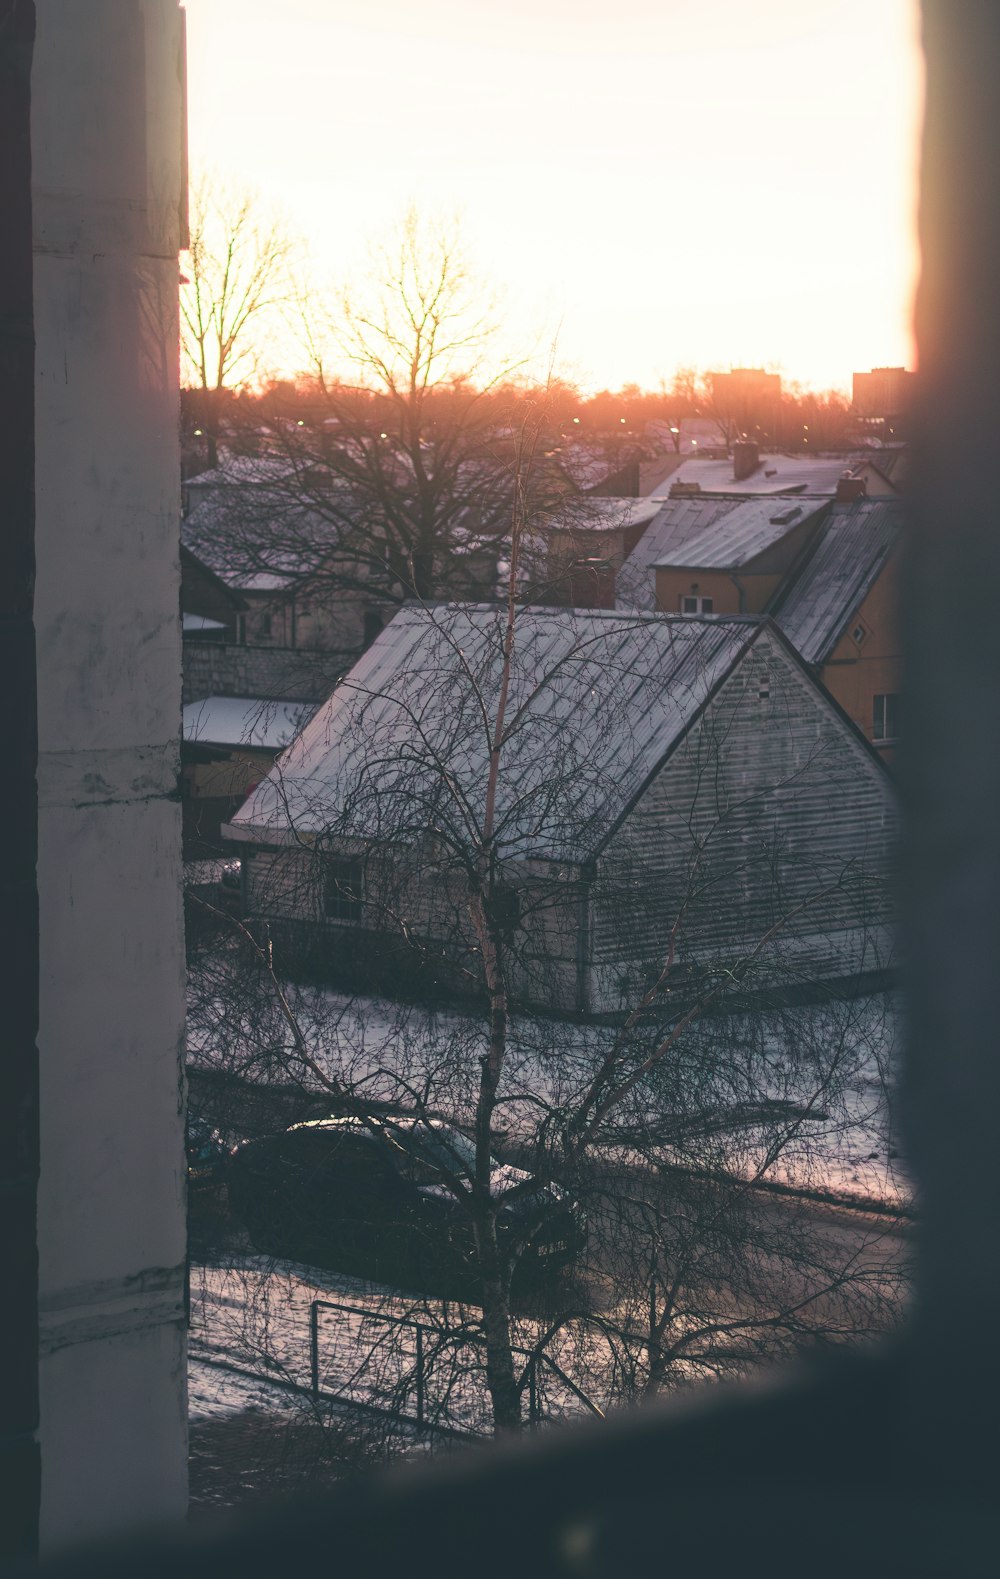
240,841,584,1010
241,586,388,657
31,0,188,1551
653,566,783,615
817,549,902,761
180,548,243,638
590,630,895,1012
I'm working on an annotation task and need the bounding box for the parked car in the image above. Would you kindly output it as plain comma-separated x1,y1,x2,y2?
225,1114,585,1290
186,1118,228,1190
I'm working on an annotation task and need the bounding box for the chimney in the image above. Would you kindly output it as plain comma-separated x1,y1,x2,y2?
732,440,760,481
836,474,867,502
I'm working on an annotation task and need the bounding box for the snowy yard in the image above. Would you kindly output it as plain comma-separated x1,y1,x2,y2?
188,971,909,1208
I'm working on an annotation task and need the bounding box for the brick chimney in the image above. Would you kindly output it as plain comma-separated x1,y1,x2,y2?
732,440,760,481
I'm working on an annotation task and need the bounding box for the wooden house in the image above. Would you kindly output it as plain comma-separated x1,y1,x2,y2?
223,605,896,1014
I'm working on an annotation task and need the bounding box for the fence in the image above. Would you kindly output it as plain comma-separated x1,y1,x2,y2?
308,1298,605,1438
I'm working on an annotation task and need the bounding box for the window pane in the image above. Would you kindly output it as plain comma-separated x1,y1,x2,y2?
324,857,363,921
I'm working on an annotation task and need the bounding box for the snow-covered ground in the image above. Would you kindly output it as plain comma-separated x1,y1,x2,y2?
189,1256,617,1434
188,970,909,1208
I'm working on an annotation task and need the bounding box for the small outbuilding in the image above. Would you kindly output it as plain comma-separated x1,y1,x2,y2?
225,604,896,1013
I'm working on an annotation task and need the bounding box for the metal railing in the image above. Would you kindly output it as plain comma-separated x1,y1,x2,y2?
308,1297,604,1437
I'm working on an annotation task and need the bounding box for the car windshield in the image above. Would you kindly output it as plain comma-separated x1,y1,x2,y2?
386,1121,482,1178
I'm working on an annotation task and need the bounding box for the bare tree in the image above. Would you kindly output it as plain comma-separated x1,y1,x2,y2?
196,212,586,612
181,175,296,466
187,463,904,1436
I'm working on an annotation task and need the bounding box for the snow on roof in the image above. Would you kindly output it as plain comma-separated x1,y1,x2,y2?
543,494,664,537
616,497,743,610
649,496,828,571
185,454,299,489
648,453,867,499
771,499,904,666
181,487,335,590
182,613,227,632
183,696,316,751
229,603,759,862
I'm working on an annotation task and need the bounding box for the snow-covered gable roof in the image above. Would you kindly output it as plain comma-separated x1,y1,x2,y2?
228,604,760,862
650,497,828,571
771,499,904,665
183,696,316,752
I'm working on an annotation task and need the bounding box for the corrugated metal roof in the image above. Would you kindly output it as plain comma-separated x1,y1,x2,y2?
648,496,828,571
230,604,758,862
183,696,315,751
615,497,743,609
771,499,904,665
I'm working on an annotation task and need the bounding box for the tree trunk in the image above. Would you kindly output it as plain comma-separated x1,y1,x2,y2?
474,1210,522,1433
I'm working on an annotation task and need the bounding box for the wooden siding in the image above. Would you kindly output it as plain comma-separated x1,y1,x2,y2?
590,629,896,1012
245,839,584,1009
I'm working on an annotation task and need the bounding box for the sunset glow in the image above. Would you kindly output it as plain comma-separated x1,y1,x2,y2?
183,0,923,392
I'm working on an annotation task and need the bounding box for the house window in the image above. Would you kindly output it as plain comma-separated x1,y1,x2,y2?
323,857,364,923
852,621,868,646
259,610,272,639
680,595,714,615
363,609,384,648
873,693,899,743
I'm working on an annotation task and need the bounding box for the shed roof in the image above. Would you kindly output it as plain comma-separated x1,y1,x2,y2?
183,696,316,752
771,499,904,664
649,496,828,571
228,604,761,862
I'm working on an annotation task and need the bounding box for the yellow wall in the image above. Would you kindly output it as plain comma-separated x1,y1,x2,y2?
184,747,275,802
653,567,783,614
818,549,901,760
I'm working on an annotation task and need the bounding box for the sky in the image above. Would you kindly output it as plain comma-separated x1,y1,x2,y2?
183,0,923,394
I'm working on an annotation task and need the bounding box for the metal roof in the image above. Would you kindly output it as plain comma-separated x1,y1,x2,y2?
647,453,869,499
648,496,828,571
615,497,743,609
183,696,316,752
229,604,759,862
771,499,904,665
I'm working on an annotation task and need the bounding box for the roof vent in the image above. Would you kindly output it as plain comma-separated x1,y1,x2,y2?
669,480,703,497
769,506,802,526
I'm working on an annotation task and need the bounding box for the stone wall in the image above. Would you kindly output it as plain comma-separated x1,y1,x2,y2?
183,642,346,704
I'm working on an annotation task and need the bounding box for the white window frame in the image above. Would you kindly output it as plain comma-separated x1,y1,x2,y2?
873,692,899,743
